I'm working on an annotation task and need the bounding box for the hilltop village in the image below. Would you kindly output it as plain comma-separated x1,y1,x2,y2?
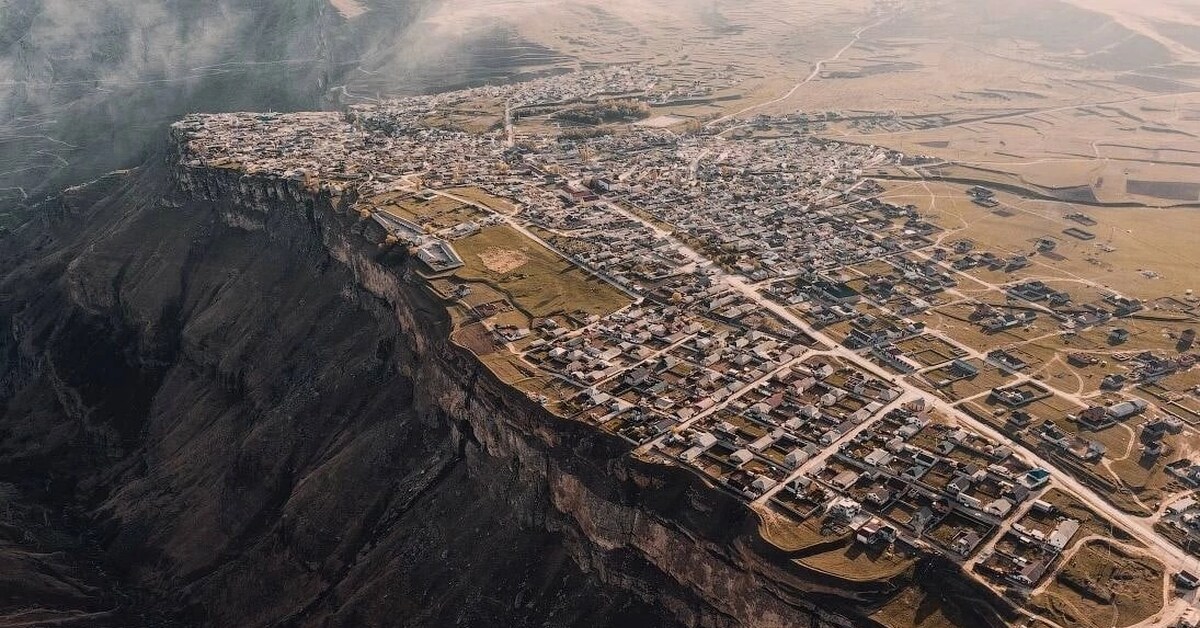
174,67,1200,627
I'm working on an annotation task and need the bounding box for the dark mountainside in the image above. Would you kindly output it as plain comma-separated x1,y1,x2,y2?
0,160,691,626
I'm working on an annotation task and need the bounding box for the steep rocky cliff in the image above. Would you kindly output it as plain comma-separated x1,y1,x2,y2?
0,147,1004,627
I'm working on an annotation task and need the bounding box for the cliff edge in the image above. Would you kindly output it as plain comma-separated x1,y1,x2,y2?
0,145,1005,626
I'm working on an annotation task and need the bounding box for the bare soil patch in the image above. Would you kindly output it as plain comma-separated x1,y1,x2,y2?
478,247,529,274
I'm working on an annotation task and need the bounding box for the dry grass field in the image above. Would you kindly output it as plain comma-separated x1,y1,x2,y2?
1040,488,1142,549
1030,540,1165,628
444,186,520,215
795,544,917,583
371,193,484,231
758,508,918,583
882,179,1200,302
757,509,843,552
871,584,975,628
453,225,630,318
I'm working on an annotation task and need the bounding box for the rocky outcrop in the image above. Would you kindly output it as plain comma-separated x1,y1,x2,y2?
0,147,1010,627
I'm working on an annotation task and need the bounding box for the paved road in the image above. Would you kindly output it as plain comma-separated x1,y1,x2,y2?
504,101,515,148
708,19,889,130
752,395,910,506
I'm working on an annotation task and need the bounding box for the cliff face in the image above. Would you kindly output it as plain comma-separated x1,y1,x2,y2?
0,152,946,626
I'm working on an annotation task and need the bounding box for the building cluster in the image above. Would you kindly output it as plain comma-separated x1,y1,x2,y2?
523,268,820,441
1157,490,1200,564
653,357,902,498
356,65,672,129
1111,350,1200,386
172,69,1200,606
550,135,911,282
977,500,1081,587
790,403,1049,561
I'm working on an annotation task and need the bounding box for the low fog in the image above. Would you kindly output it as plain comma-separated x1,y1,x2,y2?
0,0,722,208
2,0,1191,212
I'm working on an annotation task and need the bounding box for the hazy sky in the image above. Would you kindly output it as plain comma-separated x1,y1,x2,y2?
0,0,337,200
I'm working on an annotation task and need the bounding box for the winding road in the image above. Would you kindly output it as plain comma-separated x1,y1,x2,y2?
708,19,890,130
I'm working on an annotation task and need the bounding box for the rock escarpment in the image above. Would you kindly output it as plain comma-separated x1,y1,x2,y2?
0,145,1001,627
